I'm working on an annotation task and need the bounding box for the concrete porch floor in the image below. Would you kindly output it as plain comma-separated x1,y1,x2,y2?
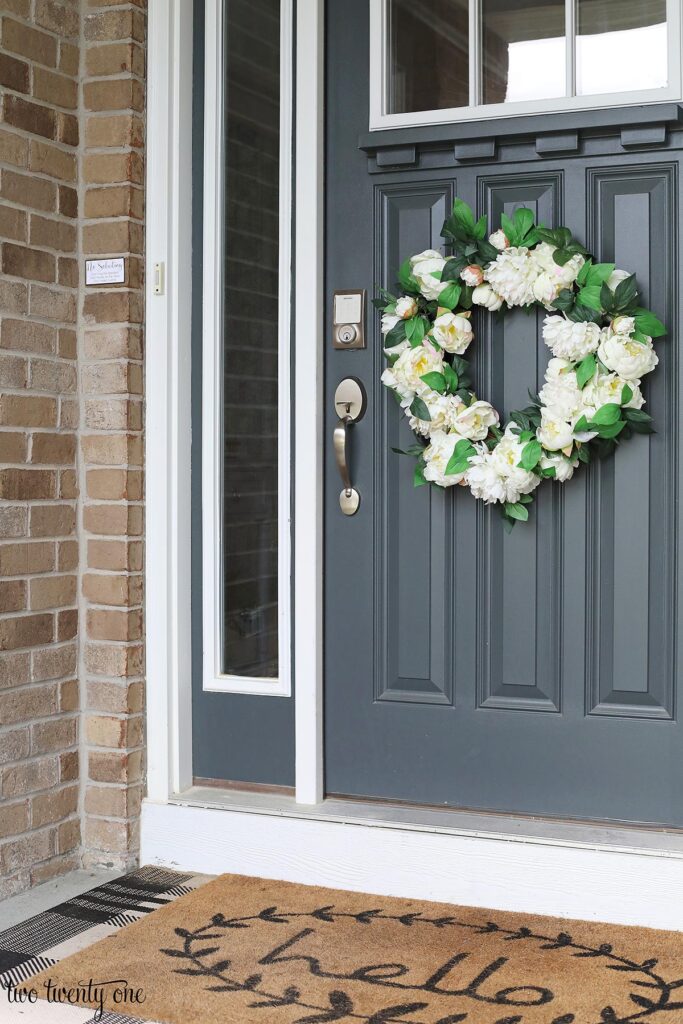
0,869,122,931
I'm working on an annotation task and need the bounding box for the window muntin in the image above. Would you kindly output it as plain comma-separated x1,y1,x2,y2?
374,0,680,128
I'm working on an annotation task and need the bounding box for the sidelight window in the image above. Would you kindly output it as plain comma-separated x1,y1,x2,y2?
372,0,680,129
202,0,292,696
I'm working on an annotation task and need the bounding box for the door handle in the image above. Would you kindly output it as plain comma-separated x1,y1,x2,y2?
333,377,366,516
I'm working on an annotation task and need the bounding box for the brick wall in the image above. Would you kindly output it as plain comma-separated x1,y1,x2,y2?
0,0,146,896
0,0,81,898
80,0,145,873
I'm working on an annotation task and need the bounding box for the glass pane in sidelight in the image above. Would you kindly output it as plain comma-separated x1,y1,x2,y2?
577,0,667,96
482,0,566,105
387,0,469,114
221,0,280,678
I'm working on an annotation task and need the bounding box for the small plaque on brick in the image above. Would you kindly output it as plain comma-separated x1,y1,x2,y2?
85,257,125,286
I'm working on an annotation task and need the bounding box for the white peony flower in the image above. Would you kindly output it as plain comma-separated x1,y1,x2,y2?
484,246,538,307
460,264,484,287
607,269,630,292
539,366,582,421
597,331,658,380
466,451,509,504
539,451,579,483
489,230,510,251
536,409,575,452
582,371,644,413
430,311,473,354
381,312,400,335
408,392,466,437
380,365,413,402
471,282,503,311
545,356,574,380
391,341,444,394
531,243,584,289
453,400,499,441
409,249,449,301
532,273,561,307
423,430,470,486
467,432,540,504
611,315,635,335
542,315,601,362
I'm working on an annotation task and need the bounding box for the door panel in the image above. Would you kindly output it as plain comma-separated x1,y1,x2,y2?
325,0,683,824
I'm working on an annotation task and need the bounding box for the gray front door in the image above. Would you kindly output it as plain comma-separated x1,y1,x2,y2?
324,1,683,824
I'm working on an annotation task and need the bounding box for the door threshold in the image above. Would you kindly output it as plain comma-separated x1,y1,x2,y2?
169,785,683,858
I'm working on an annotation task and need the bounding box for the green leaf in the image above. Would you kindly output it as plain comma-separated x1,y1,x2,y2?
551,289,575,312
445,438,475,477
514,207,535,239
473,214,488,239
621,383,633,406
576,353,597,389
623,408,653,424
384,320,407,348
441,257,465,283
553,247,575,267
405,316,426,345
477,238,499,263
596,419,626,439
540,465,557,478
409,395,431,421
505,501,529,522
591,403,621,426
586,262,615,286
613,273,638,311
500,212,516,242
442,362,459,394
414,457,427,488
439,282,461,310
452,197,476,232
600,281,616,314
518,438,542,471
574,414,590,433
578,285,603,311
576,259,592,286
633,310,666,338
419,371,447,394
398,258,420,295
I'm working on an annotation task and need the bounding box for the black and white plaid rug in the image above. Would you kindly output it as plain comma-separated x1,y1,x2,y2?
0,865,210,1023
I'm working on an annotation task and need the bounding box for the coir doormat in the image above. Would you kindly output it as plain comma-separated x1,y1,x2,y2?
23,874,683,1024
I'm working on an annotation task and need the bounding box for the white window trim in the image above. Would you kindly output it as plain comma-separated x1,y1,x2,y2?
202,0,293,697
370,0,683,131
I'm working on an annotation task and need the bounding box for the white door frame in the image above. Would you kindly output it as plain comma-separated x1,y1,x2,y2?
145,0,324,805
143,0,683,930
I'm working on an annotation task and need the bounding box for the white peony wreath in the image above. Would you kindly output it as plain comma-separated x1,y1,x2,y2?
379,199,665,528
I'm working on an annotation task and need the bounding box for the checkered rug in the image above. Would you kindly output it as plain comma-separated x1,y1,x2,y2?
0,865,211,1023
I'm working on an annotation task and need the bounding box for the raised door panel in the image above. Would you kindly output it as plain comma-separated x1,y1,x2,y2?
375,181,455,704
585,165,677,719
474,175,564,712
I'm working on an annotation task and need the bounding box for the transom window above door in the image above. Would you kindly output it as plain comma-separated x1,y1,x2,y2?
370,0,681,129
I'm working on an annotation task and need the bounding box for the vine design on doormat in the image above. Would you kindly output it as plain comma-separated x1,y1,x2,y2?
161,904,683,1023
377,200,666,528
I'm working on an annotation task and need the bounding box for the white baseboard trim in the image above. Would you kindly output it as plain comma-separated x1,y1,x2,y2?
141,799,683,931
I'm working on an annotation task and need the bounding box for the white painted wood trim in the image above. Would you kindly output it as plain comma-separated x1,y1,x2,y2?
145,0,194,803
201,0,293,698
294,0,325,805
141,801,683,931
369,0,683,131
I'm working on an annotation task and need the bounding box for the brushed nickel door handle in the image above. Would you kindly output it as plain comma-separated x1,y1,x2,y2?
333,378,366,516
